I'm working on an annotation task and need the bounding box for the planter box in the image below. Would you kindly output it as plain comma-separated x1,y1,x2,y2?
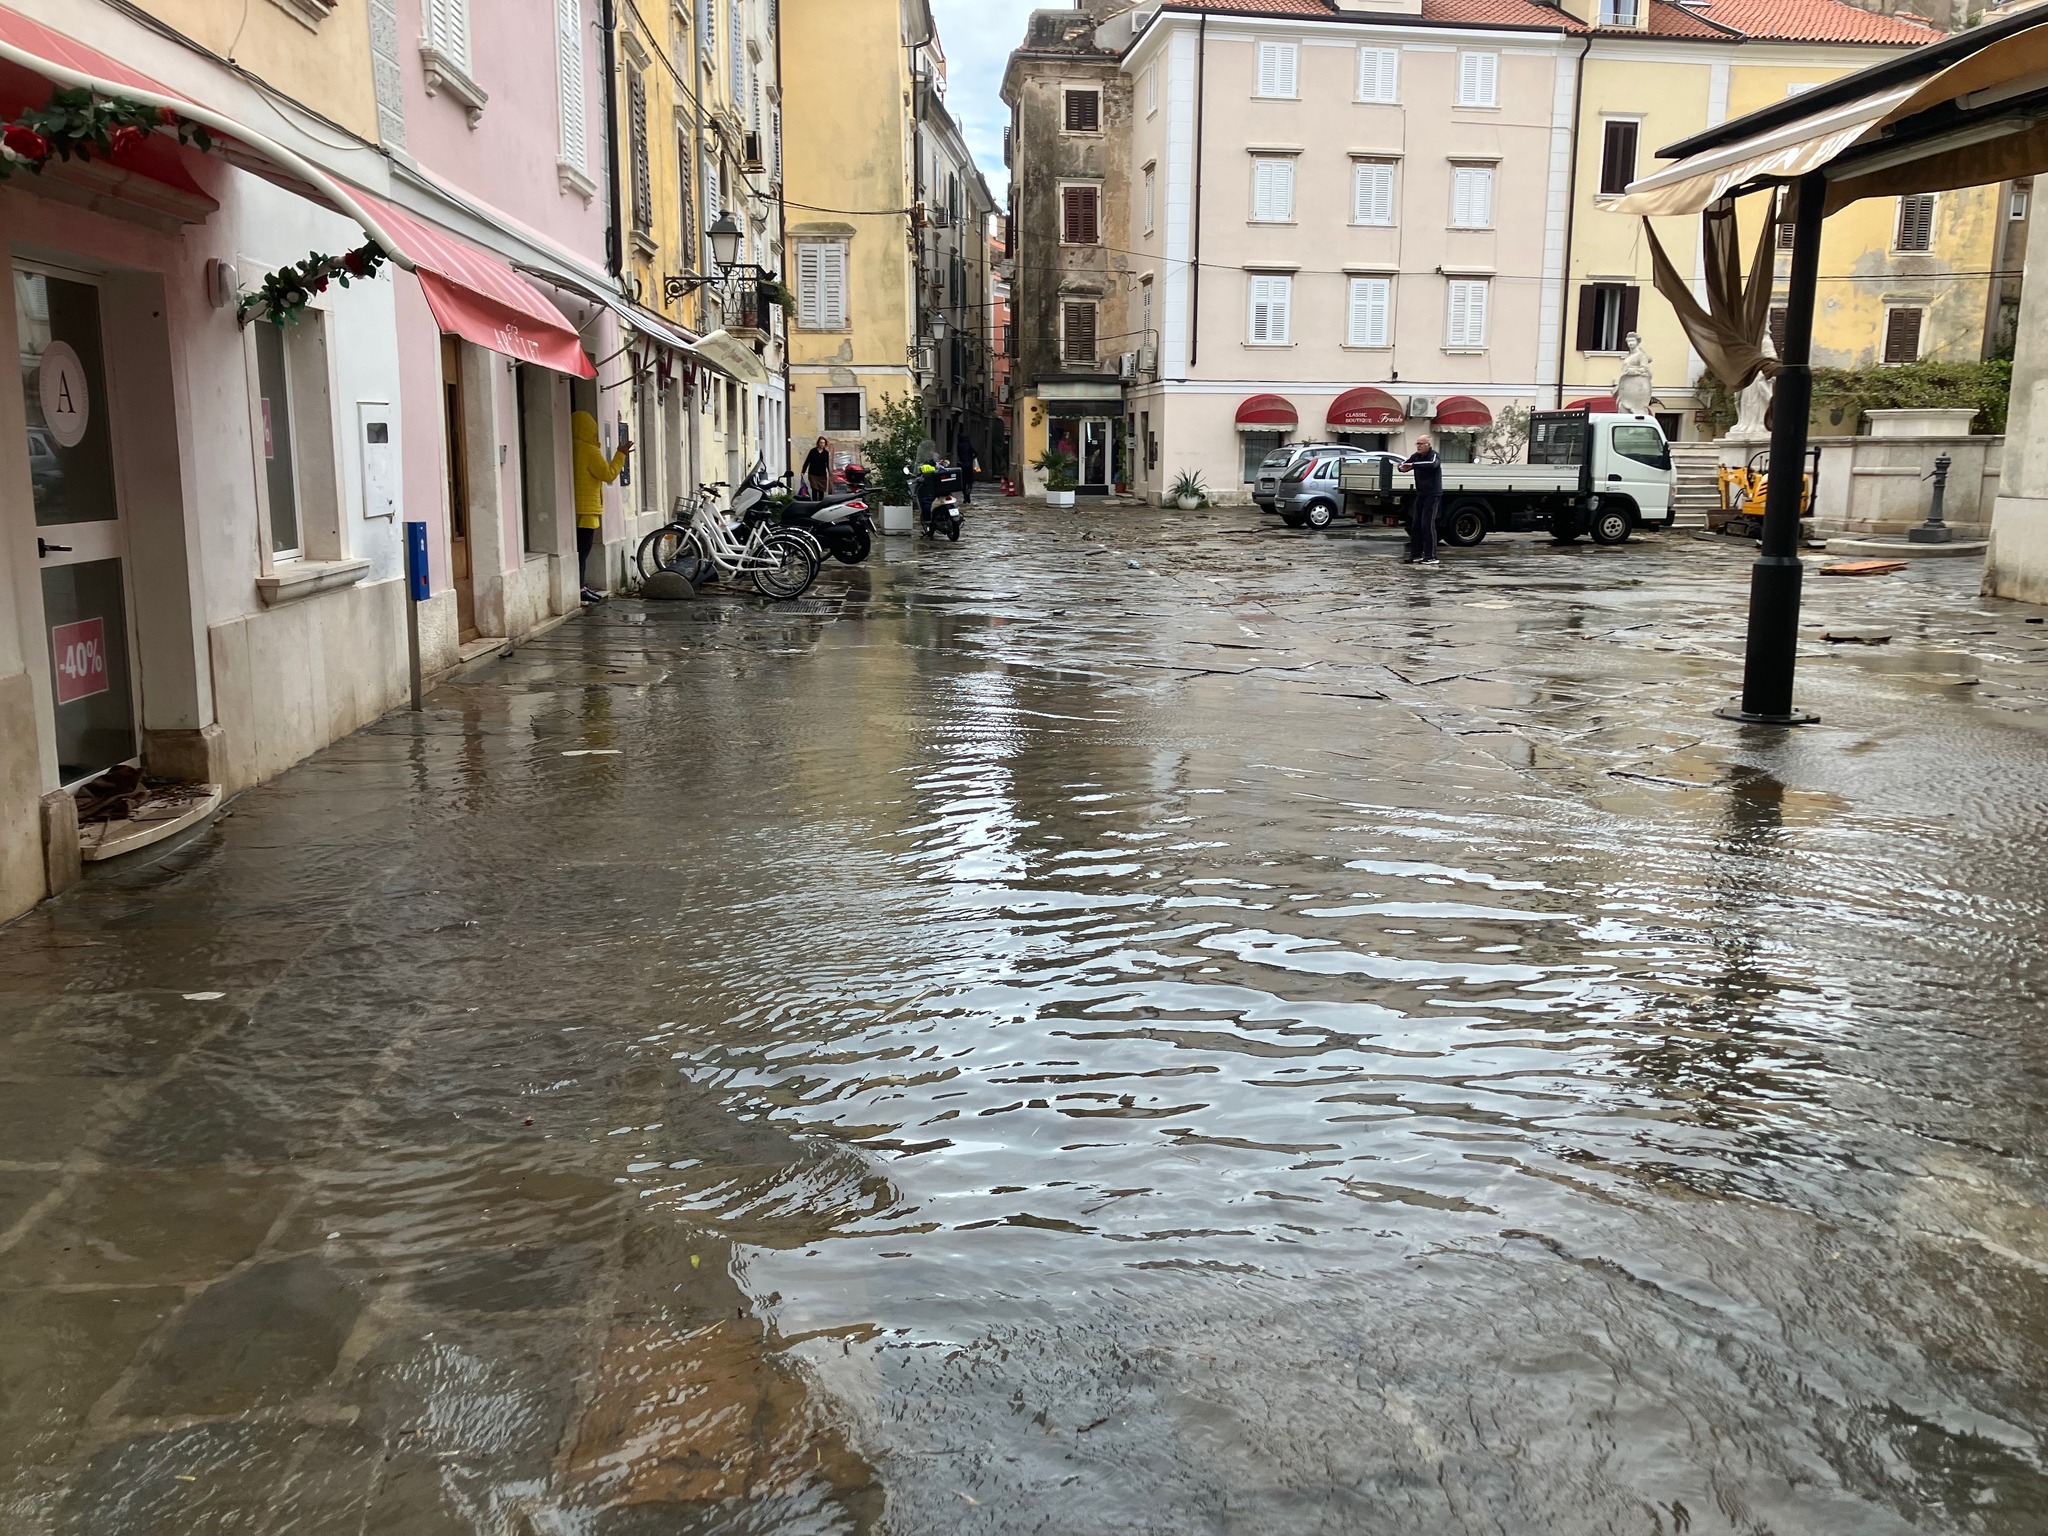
1045,490,1076,508
881,504,913,535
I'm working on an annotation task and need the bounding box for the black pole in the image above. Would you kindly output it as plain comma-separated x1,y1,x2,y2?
1724,170,1825,725
599,0,624,280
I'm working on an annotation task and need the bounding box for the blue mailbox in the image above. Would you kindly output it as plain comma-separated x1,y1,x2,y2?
405,521,430,603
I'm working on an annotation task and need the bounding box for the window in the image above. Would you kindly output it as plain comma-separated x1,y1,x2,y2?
1146,65,1158,115
1599,120,1637,197
2012,184,2031,220
1064,89,1101,133
424,0,472,73
1884,306,1923,364
1777,192,1796,249
1140,278,1153,347
1252,156,1295,222
1256,41,1298,98
699,0,715,59
1248,273,1292,345
1576,283,1638,352
1347,276,1391,348
796,240,848,330
1062,184,1100,245
1769,305,1788,355
253,322,302,558
555,0,586,175
1612,425,1669,468
1446,279,1489,348
676,132,694,254
1599,0,1639,22
1358,46,1398,103
1450,165,1493,228
729,0,743,95
1895,193,1935,252
703,155,721,271
626,64,651,235
1062,300,1098,365
1242,431,1282,483
1144,164,1157,234
1456,52,1497,108
1353,161,1394,225
821,391,863,433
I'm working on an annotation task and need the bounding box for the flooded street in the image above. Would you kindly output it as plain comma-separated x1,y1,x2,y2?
5,507,2048,1534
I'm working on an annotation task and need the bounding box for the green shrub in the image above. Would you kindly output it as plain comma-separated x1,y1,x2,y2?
1811,359,2012,435
861,394,928,505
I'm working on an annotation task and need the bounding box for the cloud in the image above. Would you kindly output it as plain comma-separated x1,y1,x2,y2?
930,0,1042,199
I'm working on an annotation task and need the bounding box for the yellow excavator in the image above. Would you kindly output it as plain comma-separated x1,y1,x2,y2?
1713,447,1819,540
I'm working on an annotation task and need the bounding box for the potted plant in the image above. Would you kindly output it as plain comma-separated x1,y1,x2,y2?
861,393,927,535
1035,446,1078,508
1169,470,1206,511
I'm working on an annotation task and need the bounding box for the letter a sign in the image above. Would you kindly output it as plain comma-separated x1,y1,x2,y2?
38,342,90,449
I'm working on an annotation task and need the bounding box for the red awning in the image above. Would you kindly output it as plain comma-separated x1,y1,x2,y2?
1235,394,1297,429
1434,395,1493,427
1327,387,1405,428
356,192,595,378
1564,395,1619,413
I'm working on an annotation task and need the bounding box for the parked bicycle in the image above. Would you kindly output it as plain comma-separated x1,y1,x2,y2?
634,480,820,600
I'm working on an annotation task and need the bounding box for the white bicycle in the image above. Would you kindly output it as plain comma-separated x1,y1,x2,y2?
636,482,820,600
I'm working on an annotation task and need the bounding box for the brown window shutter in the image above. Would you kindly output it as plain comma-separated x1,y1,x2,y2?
1599,121,1637,197
1897,194,1934,251
628,67,652,234
1063,187,1099,245
1064,302,1097,363
1065,91,1100,133
1619,285,1640,337
1885,307,1922,364
1575,286,1600,352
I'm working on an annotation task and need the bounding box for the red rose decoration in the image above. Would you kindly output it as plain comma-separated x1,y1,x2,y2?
158,106,179,126
3,124,51,162
109,124,145,157
341,249,366,276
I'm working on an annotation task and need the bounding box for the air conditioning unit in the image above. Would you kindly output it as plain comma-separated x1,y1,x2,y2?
1407,397,1433,418
742,132,764,171
1138,344,1158,375
1119,351,1137,379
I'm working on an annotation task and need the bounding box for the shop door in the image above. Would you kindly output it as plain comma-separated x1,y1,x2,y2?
441,336,477,642
18,266,137,785
1079,418,1111,495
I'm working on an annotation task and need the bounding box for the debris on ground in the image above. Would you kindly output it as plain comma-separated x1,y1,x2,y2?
73,765,210,826
1821,629,1893,644
1819,560,1909,577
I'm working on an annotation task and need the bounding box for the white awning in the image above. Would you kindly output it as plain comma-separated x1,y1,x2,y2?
693,329,771,386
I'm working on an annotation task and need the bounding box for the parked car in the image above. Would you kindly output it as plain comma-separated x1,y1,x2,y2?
27,426,63,510
1274,451,1402,529
1252,442,1352,513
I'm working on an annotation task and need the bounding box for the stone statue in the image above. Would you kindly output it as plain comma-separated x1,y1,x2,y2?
1614,332,1654,415
1730,332,1777,440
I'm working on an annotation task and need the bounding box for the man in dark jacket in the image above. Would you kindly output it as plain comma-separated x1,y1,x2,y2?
1396,435,1443,567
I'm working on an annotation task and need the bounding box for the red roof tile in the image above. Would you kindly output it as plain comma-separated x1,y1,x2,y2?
1157,0,1943,44
1677,0,1943,42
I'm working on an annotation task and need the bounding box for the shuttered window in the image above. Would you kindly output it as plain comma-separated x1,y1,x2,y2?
1062,184,1100,245
1450,165,1493,228
1353,161,1394,225
1144,165,1156,233
1599,120,1638,197
1256,41,1298,98
1575,283,1639,352
1347,277,1391,348
1248,274,1291,345
1064,90,1101,132
677,132,694,253
703,157,721,270
627,64,651,234
1252,156,1295,222
1446,279,1489,348
1769,305,1788,355
730,0,744,96
555,0,585,172
1357,46,1398,103
1062,301,1098,365
797,242,848,330
1884,306,1923,363
1895,193,1935,252
426,0,471,71
699,0,715,59
1456,51,1497,107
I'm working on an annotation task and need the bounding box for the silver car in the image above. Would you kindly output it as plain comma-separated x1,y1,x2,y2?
1273,451,1401,529
1253,442,1351,513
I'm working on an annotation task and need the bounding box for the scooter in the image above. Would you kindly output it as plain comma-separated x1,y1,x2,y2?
919,466,963,542
734,464,875,564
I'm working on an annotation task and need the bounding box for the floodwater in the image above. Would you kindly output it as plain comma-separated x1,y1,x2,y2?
5,509,2048,1535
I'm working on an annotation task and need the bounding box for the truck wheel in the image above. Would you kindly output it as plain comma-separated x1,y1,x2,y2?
1304,500,1337,530
1443,502,1489,547
1591,507,1633,546
1549,516,1584,545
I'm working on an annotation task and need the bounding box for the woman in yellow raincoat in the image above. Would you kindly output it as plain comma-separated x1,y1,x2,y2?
573,411,629,602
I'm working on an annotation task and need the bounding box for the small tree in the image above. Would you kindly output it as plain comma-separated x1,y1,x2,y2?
1476,403,1532,464
861,393,928,505
1034,446,1076,492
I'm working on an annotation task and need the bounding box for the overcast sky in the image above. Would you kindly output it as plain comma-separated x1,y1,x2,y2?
931,0,1045,200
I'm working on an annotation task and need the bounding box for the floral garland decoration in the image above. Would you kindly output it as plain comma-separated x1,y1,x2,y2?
0,87,212,179
238,243,391,328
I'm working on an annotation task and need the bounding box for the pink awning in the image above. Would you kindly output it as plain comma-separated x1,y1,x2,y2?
356,192,595,378
1327,387,1405,428
1235,394,1297,429
1434,395,1493,427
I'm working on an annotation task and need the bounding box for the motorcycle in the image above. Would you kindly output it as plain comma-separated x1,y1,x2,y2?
918,465,963,542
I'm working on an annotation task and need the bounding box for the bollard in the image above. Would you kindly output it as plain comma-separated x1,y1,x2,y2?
1908,453,1955,544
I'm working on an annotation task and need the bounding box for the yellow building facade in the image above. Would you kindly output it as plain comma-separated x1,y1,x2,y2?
1568,1,2000,436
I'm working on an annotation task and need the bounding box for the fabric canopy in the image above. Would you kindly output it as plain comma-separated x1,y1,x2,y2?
1645,199,1780,392
1235,394,1297,429
1565,396,1620,412
1434,396,1492,427
358,192,593,378
693,327,770,386
1327,387,1404,427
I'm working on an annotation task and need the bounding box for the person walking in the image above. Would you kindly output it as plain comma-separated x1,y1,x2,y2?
801,436,832,500
572,410,629,603
960,442,979,505
1395,434,1443,568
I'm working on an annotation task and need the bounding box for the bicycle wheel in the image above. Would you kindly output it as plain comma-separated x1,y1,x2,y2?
751,532,820,600
636,523,693,581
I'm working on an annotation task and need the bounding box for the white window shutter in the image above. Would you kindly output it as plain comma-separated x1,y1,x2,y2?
555,0,585,172
822,244,847,329
1359,47,1397,103
1349,278,1388,347
1250,275,1290,343
798,244,822,329
1254,158,1293,221
1257,42,1296,98
1354,163,1392,225
1458,52,1497,107
730,0,744,94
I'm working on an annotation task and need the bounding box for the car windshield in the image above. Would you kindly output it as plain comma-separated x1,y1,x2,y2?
1260,452,1295,472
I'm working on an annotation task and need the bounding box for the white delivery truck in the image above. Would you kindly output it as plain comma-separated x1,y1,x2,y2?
1338,410,1675,547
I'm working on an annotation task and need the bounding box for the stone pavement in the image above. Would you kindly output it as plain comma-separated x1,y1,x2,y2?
3,505,2047,1534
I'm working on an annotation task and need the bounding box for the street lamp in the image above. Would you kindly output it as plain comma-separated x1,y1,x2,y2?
929,309,950,342
663,213,776,308
707,213,744,272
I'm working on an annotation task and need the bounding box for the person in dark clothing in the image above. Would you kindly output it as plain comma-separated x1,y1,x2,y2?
1396,435,1443,566
801,436,832,500
960,443,979,504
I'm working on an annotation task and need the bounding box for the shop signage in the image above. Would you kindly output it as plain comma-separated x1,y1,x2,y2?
38,342,90,449
51,617,109,705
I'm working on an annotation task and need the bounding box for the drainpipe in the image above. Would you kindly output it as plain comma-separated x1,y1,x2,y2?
774,6,791,475
601,0,624,280
1555,32,1592,408
1189,14,1207,370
